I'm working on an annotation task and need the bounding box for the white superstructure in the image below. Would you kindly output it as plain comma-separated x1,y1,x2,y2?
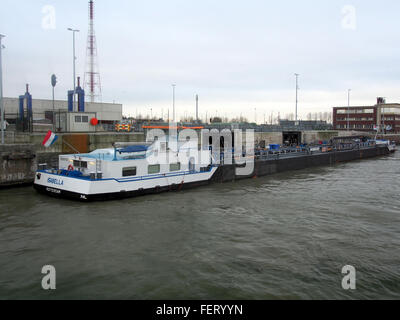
34,137,218,201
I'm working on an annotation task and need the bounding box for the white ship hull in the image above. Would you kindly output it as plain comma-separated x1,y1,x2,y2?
34,167,218,201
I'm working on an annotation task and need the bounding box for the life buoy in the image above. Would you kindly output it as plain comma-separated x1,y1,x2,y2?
91,118,99,126
68,164,74,171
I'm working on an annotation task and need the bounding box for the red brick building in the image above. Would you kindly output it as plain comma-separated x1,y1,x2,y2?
333,101,400,133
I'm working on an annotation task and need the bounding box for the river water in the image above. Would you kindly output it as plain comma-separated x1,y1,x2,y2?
0,152,399,300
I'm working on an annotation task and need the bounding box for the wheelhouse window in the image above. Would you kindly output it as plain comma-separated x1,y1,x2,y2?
82,116,89,123
169,163,181,172
73,160,87,168
148,164,160,174
123,167,137,177
75,116,82,123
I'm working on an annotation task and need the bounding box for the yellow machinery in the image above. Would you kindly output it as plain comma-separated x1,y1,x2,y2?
115,124,132,132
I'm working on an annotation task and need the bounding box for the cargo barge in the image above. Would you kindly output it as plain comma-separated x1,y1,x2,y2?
211,143,390,184
34,137,393,201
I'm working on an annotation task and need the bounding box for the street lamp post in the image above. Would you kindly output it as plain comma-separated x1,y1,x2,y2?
295,73,299,124
51,74,57,131
172,84,176,123
196,94,199,123
347,89,351,132
381,97,386,135
0,34,5,144
67,28,79,112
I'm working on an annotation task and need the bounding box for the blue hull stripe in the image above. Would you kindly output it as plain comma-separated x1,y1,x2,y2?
38,167,215,184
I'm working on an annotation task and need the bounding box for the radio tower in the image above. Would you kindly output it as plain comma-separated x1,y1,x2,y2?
84,0,102,103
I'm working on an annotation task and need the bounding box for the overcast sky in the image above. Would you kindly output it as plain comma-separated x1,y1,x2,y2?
1,0,399,122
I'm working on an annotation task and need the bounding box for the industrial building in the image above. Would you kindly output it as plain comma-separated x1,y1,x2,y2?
333,99,400,133
2,96,122,132
0,1,121,134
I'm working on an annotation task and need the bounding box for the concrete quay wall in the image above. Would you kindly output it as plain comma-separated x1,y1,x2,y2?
0,144,37,188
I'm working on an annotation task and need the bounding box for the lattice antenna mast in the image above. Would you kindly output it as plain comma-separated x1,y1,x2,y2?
84,0,102,103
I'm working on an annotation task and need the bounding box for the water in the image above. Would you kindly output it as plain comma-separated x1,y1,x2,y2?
0,152,399,300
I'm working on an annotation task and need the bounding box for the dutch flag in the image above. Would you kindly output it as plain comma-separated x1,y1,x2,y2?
42,130,58,148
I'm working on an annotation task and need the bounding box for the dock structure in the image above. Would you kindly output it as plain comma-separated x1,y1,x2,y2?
0,144,37,188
